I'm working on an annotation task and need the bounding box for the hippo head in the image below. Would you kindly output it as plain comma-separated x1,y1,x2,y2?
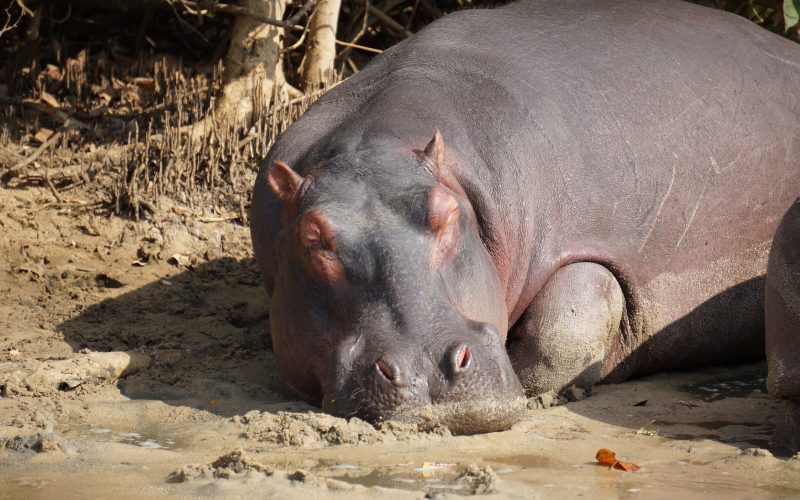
264,132,525,434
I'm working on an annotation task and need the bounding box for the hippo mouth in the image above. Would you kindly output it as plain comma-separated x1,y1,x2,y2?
322,377,527,435
382,396,528,435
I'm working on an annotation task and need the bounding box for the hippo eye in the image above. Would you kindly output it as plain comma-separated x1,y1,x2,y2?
300,210,346,283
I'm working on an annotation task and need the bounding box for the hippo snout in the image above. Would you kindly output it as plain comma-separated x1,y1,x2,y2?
376,343,471,385
323,323,526,435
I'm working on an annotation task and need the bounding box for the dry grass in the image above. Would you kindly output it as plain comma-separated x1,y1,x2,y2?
1,57,336,221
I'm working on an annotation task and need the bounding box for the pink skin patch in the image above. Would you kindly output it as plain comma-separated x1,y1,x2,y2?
427,186,461,269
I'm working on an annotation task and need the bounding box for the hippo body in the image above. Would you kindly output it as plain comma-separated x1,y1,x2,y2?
251,0,800,433
767,200,800,399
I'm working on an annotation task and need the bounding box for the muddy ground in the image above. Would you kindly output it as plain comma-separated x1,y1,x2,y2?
1,184,800,499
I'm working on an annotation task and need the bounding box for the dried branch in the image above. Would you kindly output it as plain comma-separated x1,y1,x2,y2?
286,0,316,26
10,131,64,172
334,38,381,53
214,2,294,29
367,3,412,37
1,2,24,40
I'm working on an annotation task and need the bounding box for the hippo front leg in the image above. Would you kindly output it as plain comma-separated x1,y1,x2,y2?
507,262,624,395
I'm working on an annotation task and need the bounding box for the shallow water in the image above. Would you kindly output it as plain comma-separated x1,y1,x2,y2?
3,364,799,499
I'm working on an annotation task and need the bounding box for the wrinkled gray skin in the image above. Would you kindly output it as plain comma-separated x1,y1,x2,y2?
767,200,800,399
251,0,800,434
766,200,800,451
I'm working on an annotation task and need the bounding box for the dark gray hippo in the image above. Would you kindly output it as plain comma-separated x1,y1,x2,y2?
766,200,800,450
250,0,800,434
767,200,800,399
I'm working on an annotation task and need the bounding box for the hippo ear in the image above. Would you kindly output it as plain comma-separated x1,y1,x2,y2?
423,129,445,171
267,161,304,202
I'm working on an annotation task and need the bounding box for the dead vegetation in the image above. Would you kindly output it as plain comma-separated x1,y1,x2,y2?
0,0,483,219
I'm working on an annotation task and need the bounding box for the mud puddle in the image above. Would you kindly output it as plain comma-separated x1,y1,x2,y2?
68,425,180,450
686,365,768,402
318,462,469,494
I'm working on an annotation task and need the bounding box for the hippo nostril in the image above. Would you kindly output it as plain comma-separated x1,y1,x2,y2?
376,360,395,380
451,344,472,374
376,359,408,387
458,345,471,369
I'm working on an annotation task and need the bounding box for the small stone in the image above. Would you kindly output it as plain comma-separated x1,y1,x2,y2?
167,464,209,483
288,469,310,482
741,447,773,458
459,464,497,494
3,433,60,453
529,390,558,409
564,385,586,402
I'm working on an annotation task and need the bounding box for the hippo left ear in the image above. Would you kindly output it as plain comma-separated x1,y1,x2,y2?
423,129,445,172
267,160,305,202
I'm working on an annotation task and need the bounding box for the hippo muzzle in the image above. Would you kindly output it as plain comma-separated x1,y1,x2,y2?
322,319,526,434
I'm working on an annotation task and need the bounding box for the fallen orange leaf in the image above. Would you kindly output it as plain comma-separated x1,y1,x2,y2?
596,448,617,465
595,448,639,471
614,460,639,471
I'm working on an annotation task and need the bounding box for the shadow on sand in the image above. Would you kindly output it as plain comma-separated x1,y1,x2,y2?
58,257,302,418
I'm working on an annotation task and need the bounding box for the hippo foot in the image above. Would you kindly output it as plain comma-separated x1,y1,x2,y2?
772,399,800,453
766,199,800,399
507,262,624,396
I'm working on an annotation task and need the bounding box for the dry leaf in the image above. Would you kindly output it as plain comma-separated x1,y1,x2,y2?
615,460,639,472
40,91,60,108
43,64,63,81
33,128,54,143
595,448,639,472
596,448,617,465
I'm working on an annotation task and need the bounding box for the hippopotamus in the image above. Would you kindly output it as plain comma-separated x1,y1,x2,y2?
766,200,800,450
250,0,800,434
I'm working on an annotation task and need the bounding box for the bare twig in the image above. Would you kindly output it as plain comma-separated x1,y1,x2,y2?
44,169,64,203
404,0,420,31
175,0,315,30
166,0,209,42
287,0,317,26
336,1,371,65
0,3,24,39
367,3,412,37
214,2,294,29
15,0,33,17
282,13,311,53
11,131,63,172
335,39,382,53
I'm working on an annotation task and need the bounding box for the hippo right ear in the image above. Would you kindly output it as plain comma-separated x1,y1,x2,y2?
267,160,305,202
423,129,445,172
